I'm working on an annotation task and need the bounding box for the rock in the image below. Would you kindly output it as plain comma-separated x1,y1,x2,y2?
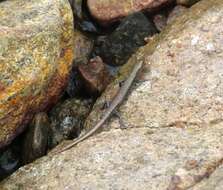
77,20,99,33
0,0,74,148
73,30,93,65
167,5,187,24
0,139,21,181
111,0,223,130
190,165,223,190
87,0,174,25
67,55,111,98
69,0,83,19
153,14,167,32
177,0,200,6
93,12,157,66
66,31,94,97
78,56,111,96
48,98,92,148
21,113,50,165
69,0,99,33
1,126,223,190
65,67,84,97
1,0,223,189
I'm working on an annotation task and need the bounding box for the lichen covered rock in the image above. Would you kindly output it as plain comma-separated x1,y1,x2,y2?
0,0,74,148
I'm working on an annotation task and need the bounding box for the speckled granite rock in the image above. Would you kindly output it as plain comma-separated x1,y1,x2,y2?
1,126,223,190
0,0,74,149
87,0,174,24
84,0,223,132
190,165,223,190
1,0,223,189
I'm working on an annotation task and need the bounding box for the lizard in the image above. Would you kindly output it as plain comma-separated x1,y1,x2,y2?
55,61,143,154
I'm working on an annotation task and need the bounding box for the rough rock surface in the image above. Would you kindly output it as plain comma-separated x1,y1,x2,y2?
177,0,200,6
78,56,111,96
167,5,187,24
153,13,167,32
1,0,223,189
73,30,93,64
87,0,173,24
66,30,93,97
93,12,157,66
0,0,74,148
21,113,50,165
1,126,223,190
48,98,92,148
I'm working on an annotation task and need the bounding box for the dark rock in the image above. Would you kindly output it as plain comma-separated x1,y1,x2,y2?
177,0,201,6
79,21,98,33
48,98,92,149
69,0,83,19
0,150,19,181
21,113,50,164
78,56,112,96
66,66,84,98
69,0,100,33
92,12,157,66
66,31,93,98
153,14,167,32
0,139,21,181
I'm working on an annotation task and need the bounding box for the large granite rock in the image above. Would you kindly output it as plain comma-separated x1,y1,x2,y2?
87,0,173,25
0,0,74,149
1,126,223,190
1,0,223,189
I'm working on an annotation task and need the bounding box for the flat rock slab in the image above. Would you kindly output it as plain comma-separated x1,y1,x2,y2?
0,0,74,148
114,0,223,130
87,0,173,24
1,0,223,189
1,126,223,190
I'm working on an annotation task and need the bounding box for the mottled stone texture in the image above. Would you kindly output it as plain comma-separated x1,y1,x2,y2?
0,0,74,149
2,126,223,190
87,0,173,24
1,0,223,189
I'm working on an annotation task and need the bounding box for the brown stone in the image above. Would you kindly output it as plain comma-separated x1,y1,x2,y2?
78,56,111,96
73,30,93,64
0,0,74,149
87,0,174,24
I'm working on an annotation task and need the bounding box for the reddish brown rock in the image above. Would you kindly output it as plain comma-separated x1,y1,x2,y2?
87,0,174,24
78,56,111,96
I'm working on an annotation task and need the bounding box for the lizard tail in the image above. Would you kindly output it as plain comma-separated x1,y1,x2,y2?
53,121,103,154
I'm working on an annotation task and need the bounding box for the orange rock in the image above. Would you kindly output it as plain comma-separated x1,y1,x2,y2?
0,0,74,148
